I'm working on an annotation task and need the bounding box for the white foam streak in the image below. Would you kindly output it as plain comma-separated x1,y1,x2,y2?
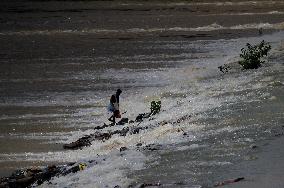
199,11,284,16
39,150,147,188
126,1,284,7
1,22,284,36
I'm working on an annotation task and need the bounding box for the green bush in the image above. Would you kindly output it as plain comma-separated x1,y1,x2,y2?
239,40,271,69
150,101,161,115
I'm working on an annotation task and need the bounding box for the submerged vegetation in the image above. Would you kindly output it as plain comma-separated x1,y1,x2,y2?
239,40,271,69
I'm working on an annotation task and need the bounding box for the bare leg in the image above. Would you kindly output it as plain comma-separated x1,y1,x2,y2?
108,115,114,122
112,113,115,124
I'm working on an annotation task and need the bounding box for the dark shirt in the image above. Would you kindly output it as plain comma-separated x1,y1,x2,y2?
110,94,120,105
115,93,120,104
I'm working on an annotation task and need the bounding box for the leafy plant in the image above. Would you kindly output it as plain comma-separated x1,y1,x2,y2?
239,40,271,69
150,101,161,115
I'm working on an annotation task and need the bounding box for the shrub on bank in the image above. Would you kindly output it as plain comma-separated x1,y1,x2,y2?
239,40,271,69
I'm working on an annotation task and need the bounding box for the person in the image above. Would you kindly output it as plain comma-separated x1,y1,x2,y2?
107,89,122,124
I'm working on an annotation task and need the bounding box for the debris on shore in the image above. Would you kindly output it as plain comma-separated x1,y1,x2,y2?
0,162,89,188
214,177,245,187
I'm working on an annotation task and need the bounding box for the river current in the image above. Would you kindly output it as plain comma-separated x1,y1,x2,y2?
0,1,284,187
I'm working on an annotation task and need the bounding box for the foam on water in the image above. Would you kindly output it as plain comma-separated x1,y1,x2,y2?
204,1,284,6
39,150,148,188
0,113,70,121
0,132,70,141
199,11,284,16
121,1,284,7
1,22,284,36
2,31,284,186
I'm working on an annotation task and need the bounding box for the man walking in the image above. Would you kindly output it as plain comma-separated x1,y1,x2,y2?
107,89,122,124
